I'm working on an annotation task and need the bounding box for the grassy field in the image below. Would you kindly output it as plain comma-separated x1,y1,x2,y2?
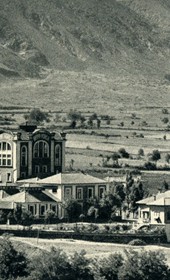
12,237,170,265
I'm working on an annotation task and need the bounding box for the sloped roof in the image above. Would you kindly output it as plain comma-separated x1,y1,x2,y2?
147,198,169,206
0,190,59,203
0,201,14,209
137,190,170,205
36,172,107,185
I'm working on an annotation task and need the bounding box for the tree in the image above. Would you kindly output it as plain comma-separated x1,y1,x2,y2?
67,109,82,128
138,148,144,157
162,117,169,124
99,192,121,220
0,236,28,280
149,149,161,161
14,204,22,224
118,148,129,158
93,253,124,280
44,210,55,224
0,210,7,224
69,250,93,280
165,153,170,163
118,249,170,280
63,199,82,222
112,152,121,165
162,108,169,114
97,118,101,129
28,247,72,280
24,108,49,124
21,209,33,226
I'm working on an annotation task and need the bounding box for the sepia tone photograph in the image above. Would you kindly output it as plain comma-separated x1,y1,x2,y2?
0,0,170,279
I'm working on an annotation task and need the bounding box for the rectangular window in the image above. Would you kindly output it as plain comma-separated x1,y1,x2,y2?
3,142,6,150
52,205,56,212
7,173,11,182
42,165,47,173
40,205,45,216
52,188,57,193
87,187,93,199
99,186,106,198
35,165,40,174
77,188,83,200
29,206,34,215
65,187,72,199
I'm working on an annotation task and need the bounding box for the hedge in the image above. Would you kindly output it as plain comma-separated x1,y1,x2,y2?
0,228,167,244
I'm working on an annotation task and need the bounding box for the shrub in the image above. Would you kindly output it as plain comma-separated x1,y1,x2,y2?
144,161,157,170
118,249,170,280
118,148,129,158
0,236,28,279
128,239,146,246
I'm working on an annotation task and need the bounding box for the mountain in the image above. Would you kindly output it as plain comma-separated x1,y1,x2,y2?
0,0,170,79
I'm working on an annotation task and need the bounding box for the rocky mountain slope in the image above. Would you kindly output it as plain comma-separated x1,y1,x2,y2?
0,0,170,79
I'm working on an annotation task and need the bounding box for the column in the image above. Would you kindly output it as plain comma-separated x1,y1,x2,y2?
51,140,55,173
28,141,33,177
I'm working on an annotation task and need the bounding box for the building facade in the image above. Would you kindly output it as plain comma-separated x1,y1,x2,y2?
0,123,66,183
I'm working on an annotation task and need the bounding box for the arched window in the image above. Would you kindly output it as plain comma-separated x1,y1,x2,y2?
21,146,27,167
33,141,49,158
55,145,61,166
0,142,12,166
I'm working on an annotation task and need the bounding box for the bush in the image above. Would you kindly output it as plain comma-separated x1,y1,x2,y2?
0,236,28,279
118,148,129,158
118,249,170,280
128,239,146,246
144,161,157,170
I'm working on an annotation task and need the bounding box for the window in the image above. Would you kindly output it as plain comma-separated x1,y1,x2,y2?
52,205,56,212
40,205,45,216
77,188,83,200
42,165,47,173
21,172,26,179
87,187,93,199
29,206,34,215
65,187,72,199
33,141,49,158
0,142,12,166
52,188,57,193
21,146,27,167
55,145,61,166
35,165,40,174
7,173,11,182
99,186,106,198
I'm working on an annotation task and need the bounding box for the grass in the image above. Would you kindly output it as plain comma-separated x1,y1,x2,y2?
12,237,170,265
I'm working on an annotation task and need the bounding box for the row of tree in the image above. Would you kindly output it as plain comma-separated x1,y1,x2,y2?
1,236,169,280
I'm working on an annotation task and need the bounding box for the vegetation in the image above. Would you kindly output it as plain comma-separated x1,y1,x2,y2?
0,236,28,280
1,236,169,280
24,108,49,124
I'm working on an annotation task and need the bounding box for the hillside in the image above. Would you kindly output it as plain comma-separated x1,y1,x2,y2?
0,0,170,79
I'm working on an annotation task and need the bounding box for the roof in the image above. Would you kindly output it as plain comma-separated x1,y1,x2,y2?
137,190,170,205
0,190,59,203
36,172,107,185
0,201,14,209
104,176,127,183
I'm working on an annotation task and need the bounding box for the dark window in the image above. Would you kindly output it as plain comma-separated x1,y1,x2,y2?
21,146,27,167
77,188,83,200
40,205,45,216
88,188,93,199
55,145,61,166
33,141,49,158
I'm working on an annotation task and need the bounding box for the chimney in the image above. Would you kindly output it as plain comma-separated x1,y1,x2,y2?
153,195,156,201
